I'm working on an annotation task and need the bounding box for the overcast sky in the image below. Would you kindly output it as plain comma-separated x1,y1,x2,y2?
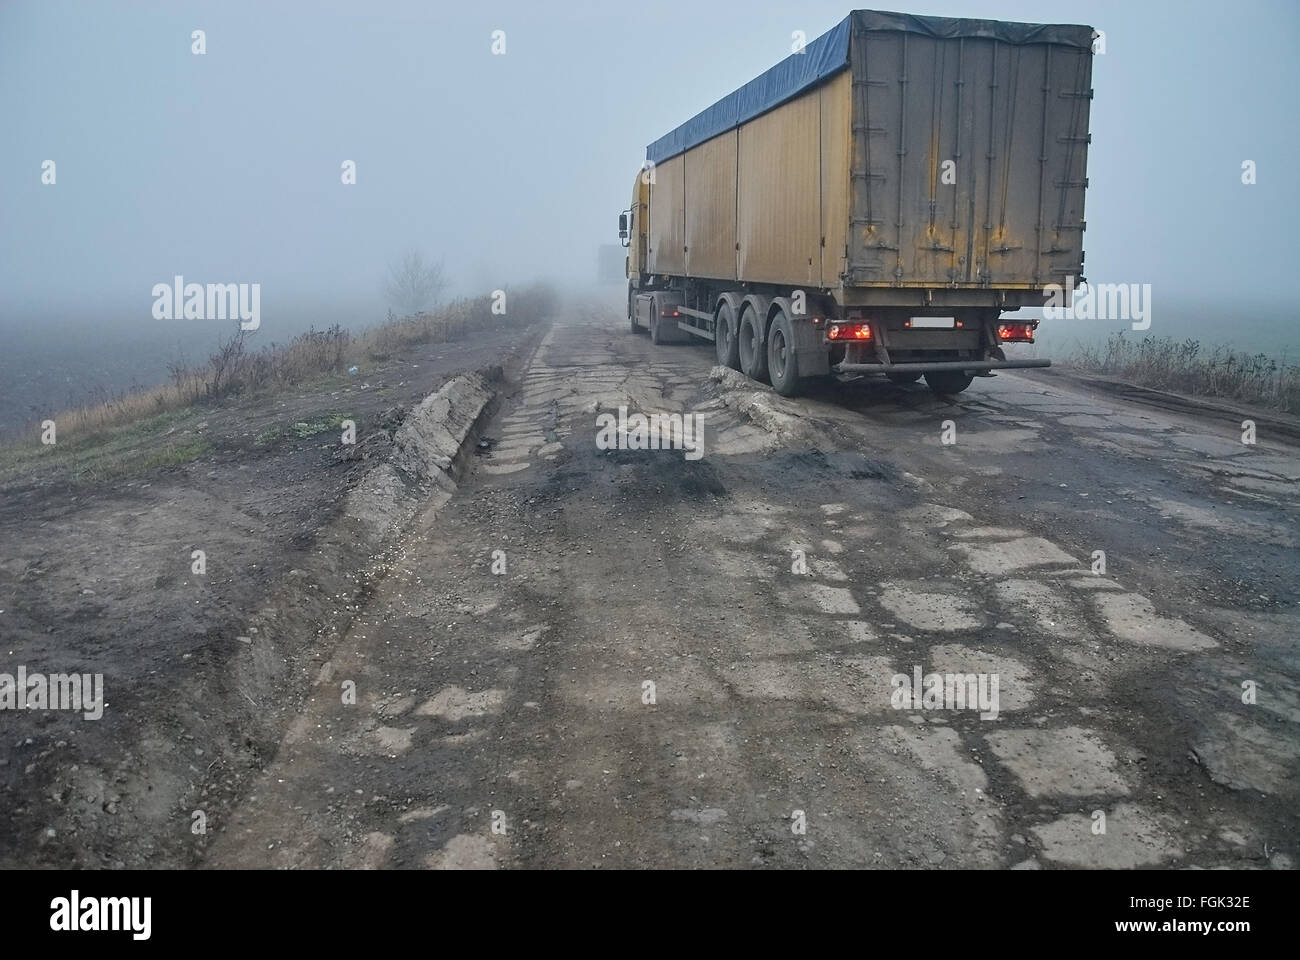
2,0,1296,340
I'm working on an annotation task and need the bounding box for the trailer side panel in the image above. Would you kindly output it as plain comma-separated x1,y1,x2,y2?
737,87,823,286
820,69,853,288
684,130,738,281
647,153,686,276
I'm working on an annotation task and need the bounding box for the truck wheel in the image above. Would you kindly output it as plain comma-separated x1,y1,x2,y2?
766,311,802,397
886,371,921,385
925,371,974,395
629,290,640,333
715,302,740,369
738,306,769,383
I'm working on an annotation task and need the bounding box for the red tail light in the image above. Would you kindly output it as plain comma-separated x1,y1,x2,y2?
828,322,872,341
660,309,679,317
996,320,1038,343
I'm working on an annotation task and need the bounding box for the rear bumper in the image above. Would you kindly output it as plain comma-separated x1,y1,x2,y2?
833,358,1051,374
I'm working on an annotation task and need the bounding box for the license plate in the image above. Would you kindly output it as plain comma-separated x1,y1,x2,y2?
909,317,955,329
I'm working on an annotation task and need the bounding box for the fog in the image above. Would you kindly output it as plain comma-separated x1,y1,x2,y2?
2,0,1297,399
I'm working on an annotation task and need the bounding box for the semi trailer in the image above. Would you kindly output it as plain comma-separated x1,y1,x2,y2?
619,9,1095,396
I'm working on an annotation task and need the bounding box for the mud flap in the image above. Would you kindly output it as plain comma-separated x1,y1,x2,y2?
794,318,830,377
649,291,689,343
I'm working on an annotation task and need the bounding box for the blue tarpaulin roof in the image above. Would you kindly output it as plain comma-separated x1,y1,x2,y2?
645,9,1095,166
645,15,852,166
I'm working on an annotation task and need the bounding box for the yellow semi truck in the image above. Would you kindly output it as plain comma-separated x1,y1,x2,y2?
619,9,1095,397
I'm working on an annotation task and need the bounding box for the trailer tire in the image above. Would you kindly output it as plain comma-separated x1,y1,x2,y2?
886,371,921,385
925,371,974,395
715,301,741,369
766,310,802,397
738,305,769,383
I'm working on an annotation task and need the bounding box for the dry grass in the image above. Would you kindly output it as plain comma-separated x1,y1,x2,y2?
1061,332,1300,414
7,284,557,454
355,295,487,361
40,324,350,444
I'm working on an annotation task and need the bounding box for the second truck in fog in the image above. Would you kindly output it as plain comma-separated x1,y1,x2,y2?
619,9,1095,397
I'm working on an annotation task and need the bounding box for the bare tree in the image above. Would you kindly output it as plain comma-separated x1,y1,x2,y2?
384,250,447,317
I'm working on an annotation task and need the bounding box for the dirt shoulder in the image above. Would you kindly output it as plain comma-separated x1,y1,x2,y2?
0,316,545,868
1027,367,1300,445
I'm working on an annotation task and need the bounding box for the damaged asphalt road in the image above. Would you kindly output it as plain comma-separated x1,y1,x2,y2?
209,306,1299,869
